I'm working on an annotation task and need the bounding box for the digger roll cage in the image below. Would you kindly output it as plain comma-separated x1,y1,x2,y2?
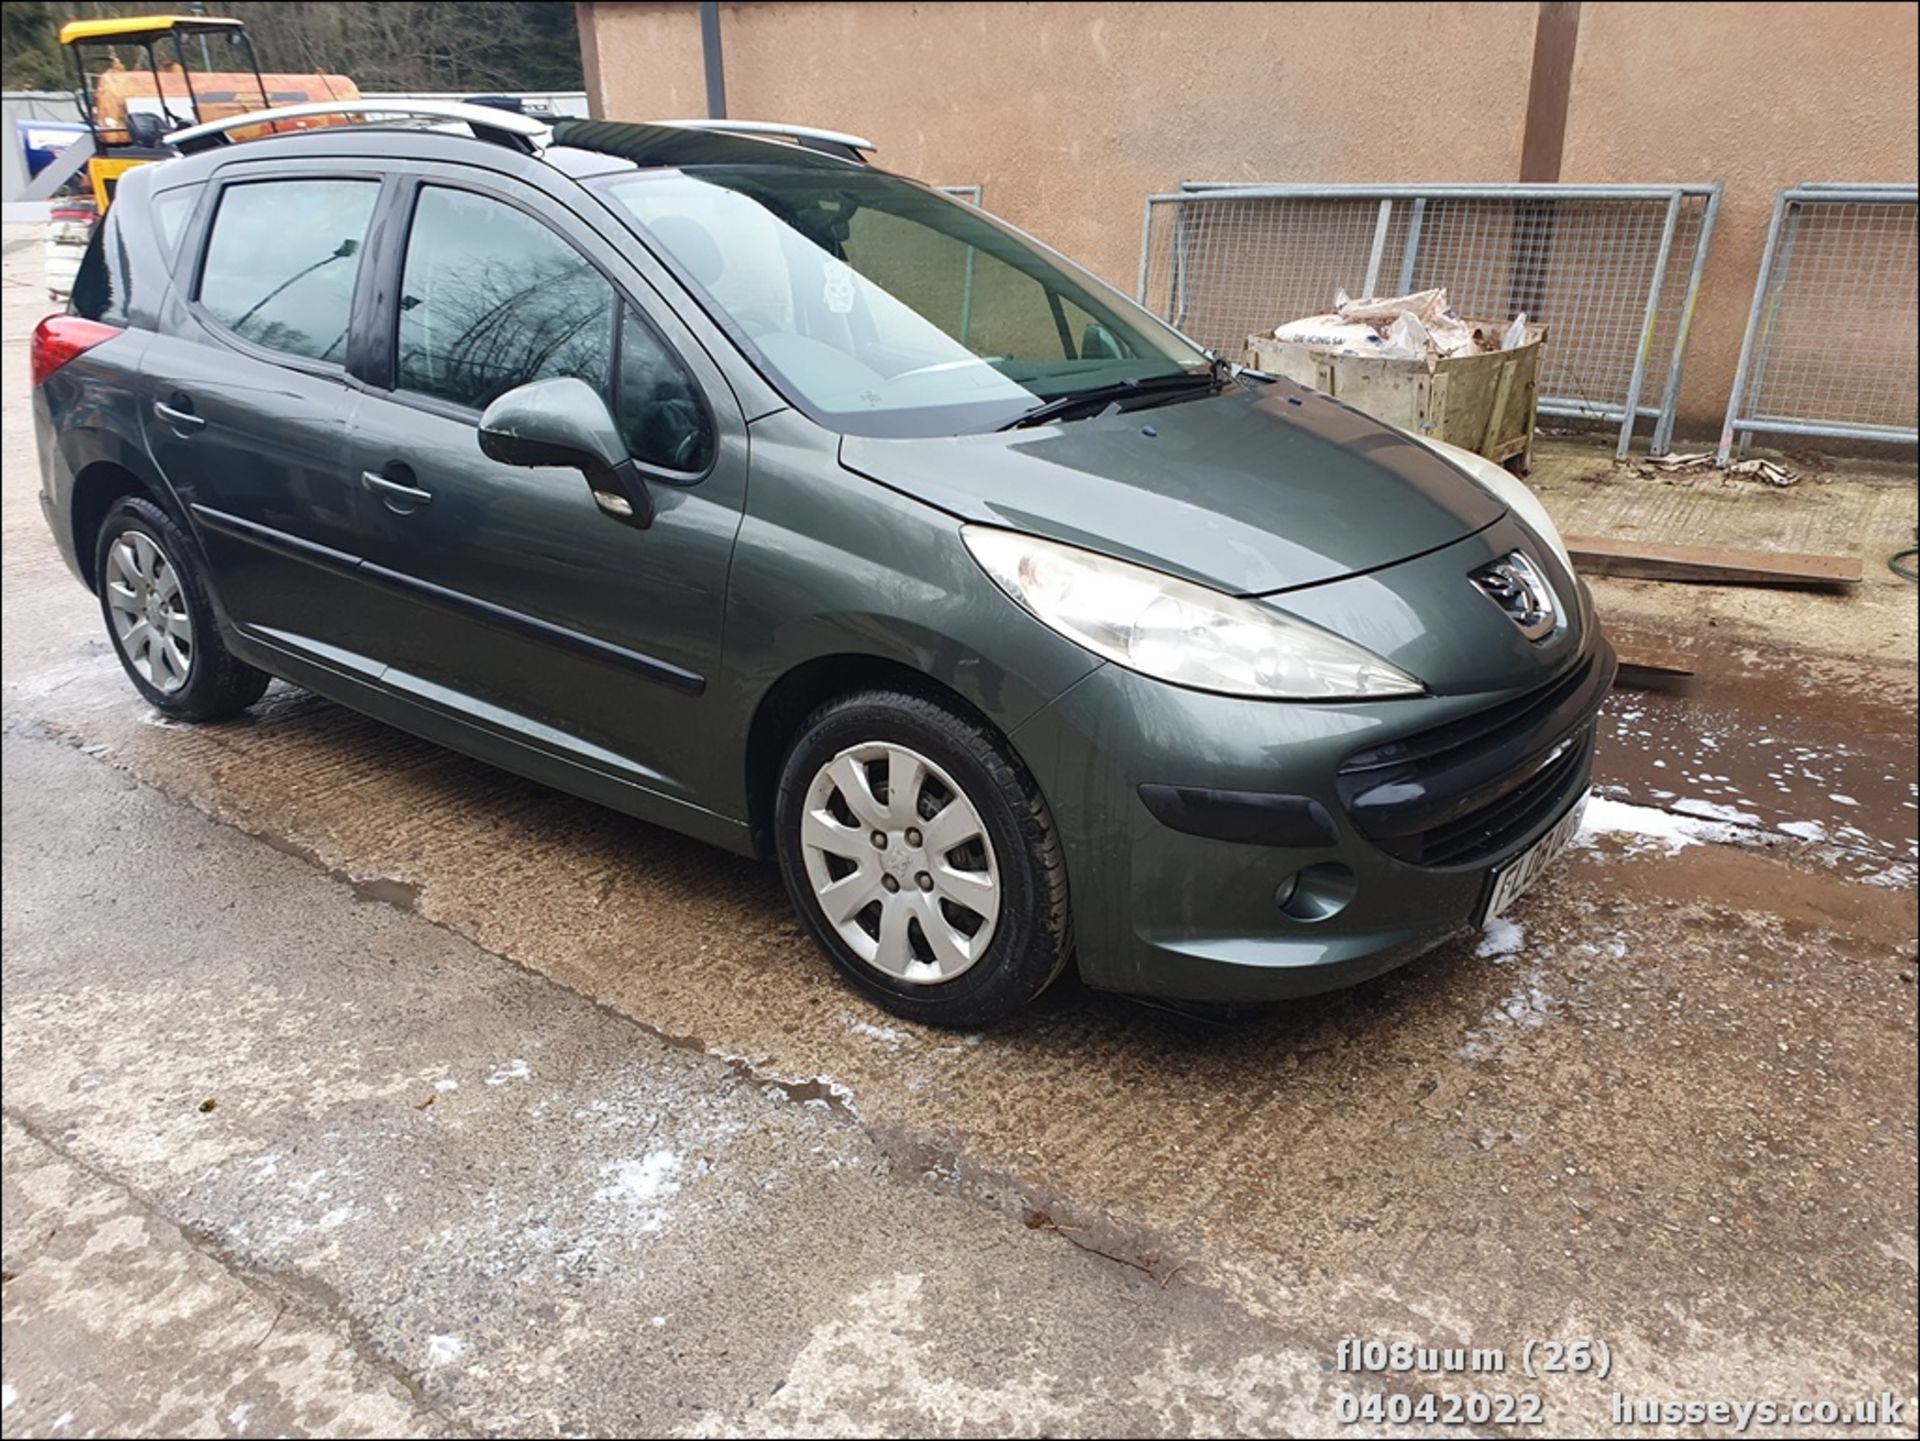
60,14,270,155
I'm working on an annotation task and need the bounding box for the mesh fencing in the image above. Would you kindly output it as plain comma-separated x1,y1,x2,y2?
1139,184,1720,457
1720,187,1917,459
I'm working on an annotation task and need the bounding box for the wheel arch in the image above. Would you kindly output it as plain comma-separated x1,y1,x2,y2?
63,433,192,594
743,652,1019,860
70,461,163,592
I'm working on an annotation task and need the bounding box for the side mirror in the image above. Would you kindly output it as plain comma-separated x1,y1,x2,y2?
478,377,654,528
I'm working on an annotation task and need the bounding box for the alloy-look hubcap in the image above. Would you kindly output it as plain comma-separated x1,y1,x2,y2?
104,531,194,695
800,742,1000,984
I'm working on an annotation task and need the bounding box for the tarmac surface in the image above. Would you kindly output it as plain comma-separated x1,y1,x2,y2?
3,228,1915,1437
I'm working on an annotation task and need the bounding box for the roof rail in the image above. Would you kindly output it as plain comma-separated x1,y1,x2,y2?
652,119,874,162
168,99,550,156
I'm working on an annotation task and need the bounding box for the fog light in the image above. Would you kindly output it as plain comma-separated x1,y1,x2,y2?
1275,863,1357,923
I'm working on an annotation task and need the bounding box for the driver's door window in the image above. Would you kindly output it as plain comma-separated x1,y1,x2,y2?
398,184,713,475
397,186,615,411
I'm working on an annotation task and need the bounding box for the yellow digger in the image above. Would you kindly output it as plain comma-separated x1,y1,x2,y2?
57,12,359,210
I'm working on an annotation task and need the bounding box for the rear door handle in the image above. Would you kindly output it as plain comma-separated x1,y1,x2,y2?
360,470,433,508
152,400,205,432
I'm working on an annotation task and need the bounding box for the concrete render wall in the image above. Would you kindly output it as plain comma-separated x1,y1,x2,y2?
579,1,1918,437
1558,1,1917,434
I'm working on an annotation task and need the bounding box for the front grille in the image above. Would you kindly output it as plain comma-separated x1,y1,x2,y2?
1413,724,1593,866
1336,645,1611,868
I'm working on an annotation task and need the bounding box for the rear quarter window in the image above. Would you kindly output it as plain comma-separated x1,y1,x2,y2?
151,185,203,264
70,203,130,326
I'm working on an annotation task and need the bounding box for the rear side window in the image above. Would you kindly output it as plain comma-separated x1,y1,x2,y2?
397,186,615,411
198,178,378,363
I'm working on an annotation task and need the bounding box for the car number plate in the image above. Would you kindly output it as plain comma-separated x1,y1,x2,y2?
1478,790,1588,925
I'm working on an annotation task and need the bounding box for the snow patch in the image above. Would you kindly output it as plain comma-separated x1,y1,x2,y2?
1459,961,1555,1059
1475,917,1527,960
847,1019,909,1047
1575,795,1744,856
484,1059,531,1086
1859,863,1918,891
1778,819,1827,843
1494,976,1551,1028
599,1150,682,1206
1673,797,1761,825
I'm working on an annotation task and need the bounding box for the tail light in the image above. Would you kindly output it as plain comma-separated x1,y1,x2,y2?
30,315,119,389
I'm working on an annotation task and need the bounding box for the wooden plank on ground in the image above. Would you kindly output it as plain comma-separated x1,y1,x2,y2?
1565,536,1861,588
1612,641,1697,677
1603,623,1699,685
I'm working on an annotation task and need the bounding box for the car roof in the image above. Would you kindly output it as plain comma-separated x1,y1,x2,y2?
167,104,876,180
149,111,899,216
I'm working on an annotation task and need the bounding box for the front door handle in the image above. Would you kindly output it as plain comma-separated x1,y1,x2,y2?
152,399,205,432
360,469,433,509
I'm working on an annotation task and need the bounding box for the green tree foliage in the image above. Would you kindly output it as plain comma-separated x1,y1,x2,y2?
3,1,582,94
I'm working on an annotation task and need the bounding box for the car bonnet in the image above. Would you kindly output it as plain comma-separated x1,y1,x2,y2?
837,378,1508,596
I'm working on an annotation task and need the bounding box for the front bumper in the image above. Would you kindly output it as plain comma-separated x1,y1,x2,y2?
1011,631,1614,1004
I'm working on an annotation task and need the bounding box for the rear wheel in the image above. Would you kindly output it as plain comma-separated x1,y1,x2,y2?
93,496,268,721
774,689,1072,1026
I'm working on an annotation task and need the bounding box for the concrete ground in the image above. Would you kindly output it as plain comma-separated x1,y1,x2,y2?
2,227,1916,1438
1525,435,1919,669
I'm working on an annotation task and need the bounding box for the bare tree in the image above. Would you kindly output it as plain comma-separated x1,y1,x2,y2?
2,1,581,94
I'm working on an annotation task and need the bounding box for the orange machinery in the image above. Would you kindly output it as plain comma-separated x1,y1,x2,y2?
60,13,357,209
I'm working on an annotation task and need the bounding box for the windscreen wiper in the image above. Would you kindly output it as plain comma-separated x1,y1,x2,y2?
996,369,1217,431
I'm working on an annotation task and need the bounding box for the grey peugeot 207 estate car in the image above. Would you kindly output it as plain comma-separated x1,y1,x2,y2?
31,103,1613,1026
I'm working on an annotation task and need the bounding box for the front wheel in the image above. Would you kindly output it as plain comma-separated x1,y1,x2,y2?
774,689,1073,1026
94,496,269,721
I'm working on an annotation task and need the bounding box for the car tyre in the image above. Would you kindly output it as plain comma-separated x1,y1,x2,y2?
93,496,269,721
775,688,1072,1026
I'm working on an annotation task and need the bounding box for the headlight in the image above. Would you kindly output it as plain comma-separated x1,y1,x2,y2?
962,527,1424,700
1412,436,1575,578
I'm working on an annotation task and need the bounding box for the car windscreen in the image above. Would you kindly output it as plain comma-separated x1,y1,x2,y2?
592,166,1208,437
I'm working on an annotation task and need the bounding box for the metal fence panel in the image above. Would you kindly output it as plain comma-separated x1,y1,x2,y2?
1718,185,1918,462
1138,182,1721,458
